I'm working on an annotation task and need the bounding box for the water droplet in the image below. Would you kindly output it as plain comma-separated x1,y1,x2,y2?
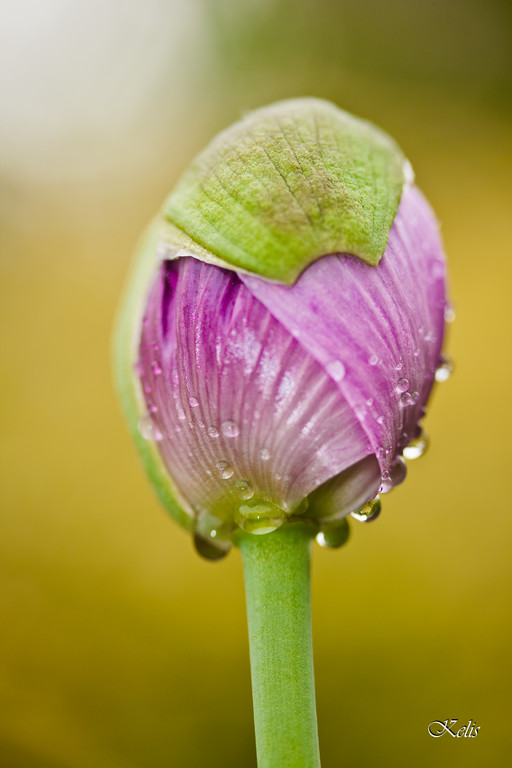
235,503,284,535
396,377,409,394
400,392,413,407
411,391,420,403
377,415,384,425
435,357,453,383
207,426,219,438
444,303,456,323
221,420,239,438
193,533,230,561
431,260,445,280
351,496,381,523
216,461,233,479
236,481,254,500
177,408,186,421
414,348,420,358
389,456,407,486
403,429,429,460
138,414,154,440
366,398,374,407
368,354,379,366
259,448,271,461
395,361,403,371
398,432,409,449
379,472,393,494
151,362,162,375
403,158,415,186
326,360,346,382
316,518,350,549
189,396,199,408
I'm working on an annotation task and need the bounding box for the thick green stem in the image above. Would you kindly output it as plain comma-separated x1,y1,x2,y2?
235,521,321,768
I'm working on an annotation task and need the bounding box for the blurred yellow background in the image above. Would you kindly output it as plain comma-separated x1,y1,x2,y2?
1,1,511,766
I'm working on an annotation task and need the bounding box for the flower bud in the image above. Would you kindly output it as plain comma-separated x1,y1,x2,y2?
114,98,448,557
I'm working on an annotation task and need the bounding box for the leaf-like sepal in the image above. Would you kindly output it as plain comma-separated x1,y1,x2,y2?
163,98,407,283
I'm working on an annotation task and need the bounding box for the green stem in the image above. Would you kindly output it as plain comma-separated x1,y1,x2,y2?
235,521,321,768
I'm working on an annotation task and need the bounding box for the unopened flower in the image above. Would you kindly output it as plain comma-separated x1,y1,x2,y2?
115,98,449,558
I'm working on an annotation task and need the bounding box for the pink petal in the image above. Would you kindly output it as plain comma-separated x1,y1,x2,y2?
240,185,447,473
138,258,374,519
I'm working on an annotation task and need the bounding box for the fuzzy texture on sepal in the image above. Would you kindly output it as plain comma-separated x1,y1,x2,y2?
162,98,407,283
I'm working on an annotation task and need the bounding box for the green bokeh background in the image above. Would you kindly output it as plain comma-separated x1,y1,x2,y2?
1,1,511,766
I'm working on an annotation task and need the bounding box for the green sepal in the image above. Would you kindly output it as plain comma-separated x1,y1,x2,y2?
113,220,193,531
163,98,407,284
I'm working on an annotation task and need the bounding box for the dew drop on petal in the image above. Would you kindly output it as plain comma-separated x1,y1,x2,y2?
189,396,199,408
403,158,415,186
351,496,381,523
403,429,429,460
138,413,155,440
236,481,254,500
400,392,413,407
398,432,409,449
216,461,234,479
431,260,445,280
316,518,350,549
151,362,162,375
435,357,453,383
379,472,393,494
444,304,456,323
207,426,219,438
259,448,271,461
221,420,240,438
368,354,379,366
396,378,409,394
389,456,407,486
326,360,346,382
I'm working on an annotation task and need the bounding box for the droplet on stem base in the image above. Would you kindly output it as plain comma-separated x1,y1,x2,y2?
235,503,285,535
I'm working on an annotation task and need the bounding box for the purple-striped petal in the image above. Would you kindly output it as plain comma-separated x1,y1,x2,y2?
240,185,447,474
138,258,378,522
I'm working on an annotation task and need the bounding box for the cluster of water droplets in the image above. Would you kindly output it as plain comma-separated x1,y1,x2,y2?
324,346,454,545
136,326,454,558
